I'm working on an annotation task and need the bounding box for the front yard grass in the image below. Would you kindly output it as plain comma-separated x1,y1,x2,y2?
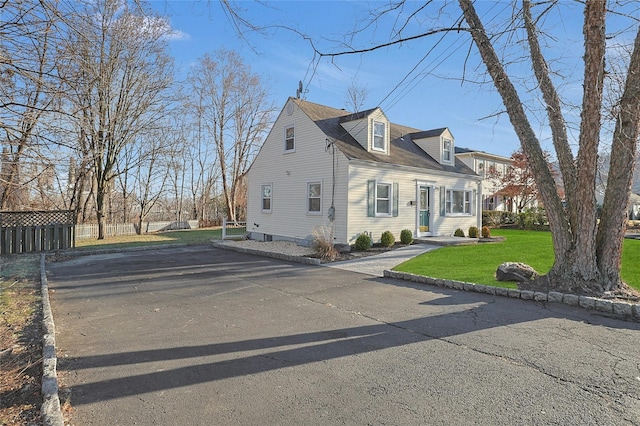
394,229,640,292
74,228,222,251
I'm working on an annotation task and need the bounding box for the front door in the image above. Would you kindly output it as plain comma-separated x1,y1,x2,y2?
418,185,431,237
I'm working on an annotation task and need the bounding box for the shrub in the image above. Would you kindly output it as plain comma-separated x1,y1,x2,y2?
311,227,338,261
468,226,479,238
481,226,491,238
454,228,465,237
354,233,372,251
517,207,548,230
380,231,395,247
400,229,413,245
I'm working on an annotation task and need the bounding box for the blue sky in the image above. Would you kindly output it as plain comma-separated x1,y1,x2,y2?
149,0,617,158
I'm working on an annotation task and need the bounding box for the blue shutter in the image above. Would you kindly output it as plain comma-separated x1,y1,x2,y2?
367,180,375,217
440,186,446,216
393,183,399,217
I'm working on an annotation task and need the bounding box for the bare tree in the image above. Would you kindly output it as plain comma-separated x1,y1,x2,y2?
61,0,174,239
0,0,65,210
187,50,273,222
345,81,369,113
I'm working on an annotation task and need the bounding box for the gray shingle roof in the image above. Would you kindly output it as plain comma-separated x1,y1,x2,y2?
293,98,476,176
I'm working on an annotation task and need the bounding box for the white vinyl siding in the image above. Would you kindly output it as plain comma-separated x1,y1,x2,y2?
247,99,349,243
348,163,478,241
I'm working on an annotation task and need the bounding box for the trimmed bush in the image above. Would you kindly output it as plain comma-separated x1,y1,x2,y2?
380,230,395,247
400,229,413,245
354,233,372,251
468,226,479,238
481,225,491,238
454,228,465,237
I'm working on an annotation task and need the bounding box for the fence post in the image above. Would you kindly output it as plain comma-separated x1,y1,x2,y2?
222,219,227,240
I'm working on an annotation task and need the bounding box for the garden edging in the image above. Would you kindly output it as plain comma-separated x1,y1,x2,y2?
383,270,640,322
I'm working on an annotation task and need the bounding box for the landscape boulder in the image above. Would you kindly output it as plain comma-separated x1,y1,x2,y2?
496,262,539,282
334,243,351,254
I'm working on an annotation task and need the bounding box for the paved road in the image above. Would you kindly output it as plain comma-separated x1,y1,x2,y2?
48,246,640,425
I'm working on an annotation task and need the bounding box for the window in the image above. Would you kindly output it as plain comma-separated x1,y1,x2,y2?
376,183,392,215
373,121,386,151
284,125,295,151
261,184,272,212
368,180,398,217
307,182,321,213
443,139,452,163
446,189,471,214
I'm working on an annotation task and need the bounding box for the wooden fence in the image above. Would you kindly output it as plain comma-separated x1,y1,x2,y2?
75,220,199,240
0,210,75,255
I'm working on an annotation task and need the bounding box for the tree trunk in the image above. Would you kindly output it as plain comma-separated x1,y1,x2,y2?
596,25,640,289
96,184,106,240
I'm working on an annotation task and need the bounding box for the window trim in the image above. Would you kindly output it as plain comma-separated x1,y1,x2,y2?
306,181,322,215
372,120,386,152
442,138,452,163
445,189,472,215
261,183,272,213
284,125,295,152
375,182,392,217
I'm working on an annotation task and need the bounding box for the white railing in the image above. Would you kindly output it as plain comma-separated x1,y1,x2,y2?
75,220,199,240
222,219,246,240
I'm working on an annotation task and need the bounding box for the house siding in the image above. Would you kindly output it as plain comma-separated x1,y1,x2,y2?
346,163,479,243
247,99,349,244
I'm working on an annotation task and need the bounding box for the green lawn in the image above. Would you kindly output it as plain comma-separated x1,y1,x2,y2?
394,229,640,292
74,228,222,251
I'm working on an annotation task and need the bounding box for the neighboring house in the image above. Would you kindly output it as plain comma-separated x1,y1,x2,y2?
455,147,538,212
246,97,482,246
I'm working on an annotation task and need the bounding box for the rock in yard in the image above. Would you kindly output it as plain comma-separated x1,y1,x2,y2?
334,243,351,254
496,262,539,282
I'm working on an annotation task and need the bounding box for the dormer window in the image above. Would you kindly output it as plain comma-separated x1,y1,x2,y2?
443,138,452,163
373,120,386,151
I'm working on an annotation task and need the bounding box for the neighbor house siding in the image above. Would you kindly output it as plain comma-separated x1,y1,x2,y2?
247,99,350,244
346,163,479,242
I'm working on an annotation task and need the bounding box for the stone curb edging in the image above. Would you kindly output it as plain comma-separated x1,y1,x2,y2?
212,241,321,265
40,254,65,426
383,270,640,322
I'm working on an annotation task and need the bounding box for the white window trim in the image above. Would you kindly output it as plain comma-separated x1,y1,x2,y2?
372,120,386,152
375,182,393,217
261,183,272,213
284,125,295,153
306,181,322,215
442,138,452,163
445,189,472,216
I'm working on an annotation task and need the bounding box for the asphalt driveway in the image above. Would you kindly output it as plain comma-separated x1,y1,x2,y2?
48,245,640,425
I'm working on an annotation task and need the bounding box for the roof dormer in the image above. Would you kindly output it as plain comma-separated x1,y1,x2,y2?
413,127,455,166
340,107,390,155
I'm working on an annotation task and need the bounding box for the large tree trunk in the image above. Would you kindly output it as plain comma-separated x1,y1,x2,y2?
596,25,640,289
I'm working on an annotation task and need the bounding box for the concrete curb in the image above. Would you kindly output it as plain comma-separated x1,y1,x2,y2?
383,270,640,322
212,241,321,265
40,254,64,426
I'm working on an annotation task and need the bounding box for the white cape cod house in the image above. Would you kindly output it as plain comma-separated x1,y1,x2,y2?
246,97,482,245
